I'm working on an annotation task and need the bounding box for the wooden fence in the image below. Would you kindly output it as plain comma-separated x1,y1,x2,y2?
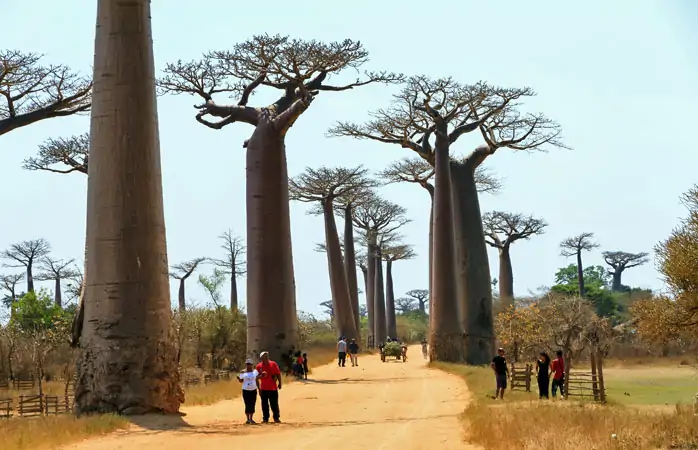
565,349,606,403
509,363,533,392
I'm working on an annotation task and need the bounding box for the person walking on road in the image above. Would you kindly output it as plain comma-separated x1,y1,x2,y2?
551,350,566,399
255,351,282,423
337,336,348,367
348,338,359,367
536,352,551,399
237,358,264,424
421,339,428,359
490,348,509,400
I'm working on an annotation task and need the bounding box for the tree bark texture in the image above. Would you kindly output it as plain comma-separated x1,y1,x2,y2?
365,236,377,340
230,274,238,311
611,270,622,292
428,135,464,362
177,279,186,311
245,119,297,364
576,253,586,298
343,205,361,337
70,242,87,348
322,199,358,340
373,250,387,343
76,0,182,415
27,263,34,293
498,246,514,308
385,259,397,339
450,161,494,365
428,191,434,327
54,276,62,309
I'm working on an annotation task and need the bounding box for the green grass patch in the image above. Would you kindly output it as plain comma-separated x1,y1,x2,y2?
604,367,697,406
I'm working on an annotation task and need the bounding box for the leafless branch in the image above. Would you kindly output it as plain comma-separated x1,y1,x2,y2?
0,50,92,136
602,251,649,271
210,229,246,277
289,165,377,215
36,256,78,281
560,232,599,258
382,244,416,262
1,239,51,268
22,133,89,174
482,211,548,249
169,257,207,281
338,193,410,237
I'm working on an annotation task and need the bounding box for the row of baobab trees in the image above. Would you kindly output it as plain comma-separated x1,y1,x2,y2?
1,1,568,415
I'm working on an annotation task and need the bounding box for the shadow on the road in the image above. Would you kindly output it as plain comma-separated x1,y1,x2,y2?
302,377,410,385
127,412,193,431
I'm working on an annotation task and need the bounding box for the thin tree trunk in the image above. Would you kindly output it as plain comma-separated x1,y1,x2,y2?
26,263,34,293
498,246,514,308
373,248,387,343
590,349,599,401
385,259,397,338
322,199,358,340
343,205,361,338
611,270,622,292
596,346,606,403
177,279,186,311
54,276,62,309
576,253,585,297
230,274,238,311
366,234,377,341
451,160,494,365
76,0,182,415
429,135,463,362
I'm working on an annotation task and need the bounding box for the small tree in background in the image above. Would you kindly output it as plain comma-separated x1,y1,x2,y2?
1,239,51,293
560,233,600,298
210,229,246,311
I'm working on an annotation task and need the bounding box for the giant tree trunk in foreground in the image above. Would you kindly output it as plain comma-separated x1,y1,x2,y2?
373,248,387,343
343,205,361,337
429,136,463,362
498,246,514,308
322,199,358,340
450,160,494,365
76,0,182,415
245,119,297,364
365,235,377,341
385,259,397,338
427,190,434,329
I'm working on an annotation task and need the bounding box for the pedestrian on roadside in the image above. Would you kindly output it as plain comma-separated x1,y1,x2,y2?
237,358,265,424
348,338,360,367
421,339,428,359
490,348,508,400
551,350,565,399
255,351,282,423
536,351,551,399
337,336,348,367
302,352,309,379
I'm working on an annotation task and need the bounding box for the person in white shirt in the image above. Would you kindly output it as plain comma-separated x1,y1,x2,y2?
238,358,265,424
337,337,348,367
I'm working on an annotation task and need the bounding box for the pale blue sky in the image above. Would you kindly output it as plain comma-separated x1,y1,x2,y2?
2,1,697,317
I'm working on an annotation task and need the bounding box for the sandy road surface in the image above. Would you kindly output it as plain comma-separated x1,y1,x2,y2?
64,346,478,450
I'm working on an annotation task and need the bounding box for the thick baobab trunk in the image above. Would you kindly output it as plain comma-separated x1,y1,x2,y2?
70,243,87,348
450,161,494,365
230,274,238,311
26,263,34,293
611,269,622,292
427,189,434,323
177,279,186,311
576,252,585,297
373,248,387,343
429,136,463,362
385,259,397,339
322,200,358,340
76,0,182,415
498,246,514,308
365,234,377,342
246,120,297,364
54,276,62,308
343,205,361,337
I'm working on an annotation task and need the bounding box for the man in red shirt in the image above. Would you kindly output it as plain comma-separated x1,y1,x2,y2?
255,351,282,423
550,350,565,399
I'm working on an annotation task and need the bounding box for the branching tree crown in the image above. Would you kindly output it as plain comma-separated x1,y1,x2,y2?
329,76,566,167
560,232,599,257
170,257,207,281
382,244,416,262
0,50,91,136
339,194,410,237
22,134,89,174
1,239,51,270
289,165,377,213
211,229,246,277
482,211,548,249
158,35,402,134
36,257,78,281
602,251,649,272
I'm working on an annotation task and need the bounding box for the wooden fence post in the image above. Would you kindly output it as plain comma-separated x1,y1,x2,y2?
525,364,532,392
596,346,606,403
590,349,599,401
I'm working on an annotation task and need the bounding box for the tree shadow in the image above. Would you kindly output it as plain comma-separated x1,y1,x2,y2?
302,377,409,385
127,412,192,431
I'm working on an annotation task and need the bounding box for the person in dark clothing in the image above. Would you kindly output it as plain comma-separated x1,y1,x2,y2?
490,348,509,399
255,351,282,423
302,352,309,379
536,352,551,399
348,338,360,367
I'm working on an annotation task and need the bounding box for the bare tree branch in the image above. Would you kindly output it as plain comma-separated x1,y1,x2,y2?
22,133,89,174
482,211,548,249
169,257,207,281
210,229,246,277
1,239,51,269
289,165,377,216
0,50,92,136
560,232,599,258
382,244,416,262
337,193,410,237
602,251,649,271
36,256,78,281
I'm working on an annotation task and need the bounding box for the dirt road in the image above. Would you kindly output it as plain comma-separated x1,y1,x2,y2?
64,346,477,450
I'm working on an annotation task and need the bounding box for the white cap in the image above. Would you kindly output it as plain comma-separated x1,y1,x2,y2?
259,351,269,358
245,358,254,365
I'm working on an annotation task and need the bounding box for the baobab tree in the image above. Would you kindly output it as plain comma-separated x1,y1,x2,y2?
0,273,24,315
75,0,182,415
395,296,417,314
602,251,649,291
0,50,91,136
330,76,565,363
560,232,600,298
341,196,409,344
159,35,400,362
404,289,429,314
482,211,548,307
37,257,79,308
1,239,51,293
22,134,89,174
210,229,246,310
383,244,416,338
379,157,501,310
169,257,206,311
289,166,375,340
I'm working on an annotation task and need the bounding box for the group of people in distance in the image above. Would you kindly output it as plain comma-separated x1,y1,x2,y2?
490,348,566,400
336,336,360,367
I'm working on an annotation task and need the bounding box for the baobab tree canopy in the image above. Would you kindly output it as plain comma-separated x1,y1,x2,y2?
483,211,548,248
23,134,89,174
158,35,402,133
0,50,92,136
